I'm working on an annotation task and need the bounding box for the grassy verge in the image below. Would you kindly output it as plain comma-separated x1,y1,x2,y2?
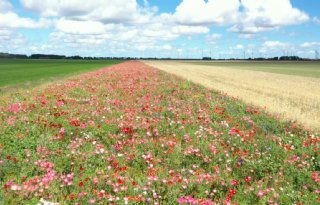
0,61,319,204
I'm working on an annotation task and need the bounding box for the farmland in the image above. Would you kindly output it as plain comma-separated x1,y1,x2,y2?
192,61,320,78
0,59,123,89
145,61,320,130
0,61,319,204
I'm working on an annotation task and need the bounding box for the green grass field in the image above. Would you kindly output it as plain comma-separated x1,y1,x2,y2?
191,61,320,78
0,59,123,88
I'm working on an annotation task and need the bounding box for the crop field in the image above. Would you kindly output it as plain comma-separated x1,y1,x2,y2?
0,59,123,89
192,61,320,78
145,61,320,130
0,61,319,204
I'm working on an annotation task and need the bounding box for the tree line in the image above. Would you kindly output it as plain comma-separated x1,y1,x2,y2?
0,52,318,61
0,53,132,60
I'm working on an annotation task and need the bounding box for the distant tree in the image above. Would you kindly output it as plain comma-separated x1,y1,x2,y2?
0,53,28,59
30,54,66,59
66,56,83,60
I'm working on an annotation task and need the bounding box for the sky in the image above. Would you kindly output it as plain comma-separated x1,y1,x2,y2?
0,0,319,58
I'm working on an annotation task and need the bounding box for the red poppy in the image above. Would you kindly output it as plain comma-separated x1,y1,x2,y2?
117,178,123,184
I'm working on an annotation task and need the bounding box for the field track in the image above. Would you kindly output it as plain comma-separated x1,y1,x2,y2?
144,61,320,130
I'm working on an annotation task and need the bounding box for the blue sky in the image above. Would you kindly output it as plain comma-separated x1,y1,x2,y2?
0,0,319,58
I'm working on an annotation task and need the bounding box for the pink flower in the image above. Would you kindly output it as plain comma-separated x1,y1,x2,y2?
228,127,241,135
7,116,16,126
257,190,265,198
311,171,320,184
56,100,64,107
230,180,239,186
177,197,187,203
60,173,74,186
80,123,86,129
8,103,21,114
59,128,65,136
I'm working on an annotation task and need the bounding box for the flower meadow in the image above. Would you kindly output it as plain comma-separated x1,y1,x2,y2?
0,61,319,205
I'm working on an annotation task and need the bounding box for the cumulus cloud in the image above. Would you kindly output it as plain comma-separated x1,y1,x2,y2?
230,0,309,33
300,42,320,48
162,44,173,50
21,0,152,24
172,25,209,35
0,0,12,11
174,0,240,25
0,0,52,29
205,34,222,44
206,34,222,40
56,19,106,35
19,0,213,51
263,41,292,48
235,44,244,49
0,12,52,29
0,0,314,57
259,41,295,55
0,28,28,52
172,0,309,34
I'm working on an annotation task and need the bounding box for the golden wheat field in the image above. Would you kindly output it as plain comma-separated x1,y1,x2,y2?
144,61,320,130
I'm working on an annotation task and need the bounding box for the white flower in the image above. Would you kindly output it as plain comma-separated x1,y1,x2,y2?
38,198,60,205
10,185,21,191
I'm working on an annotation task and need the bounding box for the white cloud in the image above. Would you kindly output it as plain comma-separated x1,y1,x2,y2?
207,34,222,40
21,0,151,24
172,25,209,35
172,0,309,34
205,34,222,44
300,42,320,48
0,0,314,58
259,41,295,55
142,24,179,40
235,44,244,49
313,17,320,24
0,29,28,53
0,0,12,11
0,12,51,29
56,19,106,35
0,29,12,37
162,44,173,50
0,0,52,29
174,0,240,25
263,41,292,48
230,0,309,33
238,33,256,39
